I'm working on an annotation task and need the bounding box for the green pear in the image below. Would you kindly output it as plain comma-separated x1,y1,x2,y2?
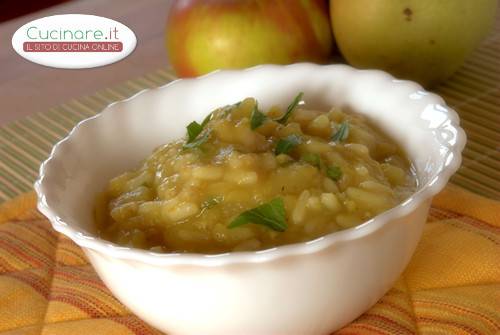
330,0,497,87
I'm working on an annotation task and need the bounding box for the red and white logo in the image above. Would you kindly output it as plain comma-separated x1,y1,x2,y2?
12,14,137,69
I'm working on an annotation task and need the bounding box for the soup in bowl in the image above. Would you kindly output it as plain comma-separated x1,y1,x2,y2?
96,94,417,254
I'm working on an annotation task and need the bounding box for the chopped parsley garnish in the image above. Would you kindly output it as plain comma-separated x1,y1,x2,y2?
275,134,302,155
186,112,212,143
301,152,321,168
201,112,213,128
331,121,349,142
326,166,343,181
277,92,304,124
184,112,214,149
250,104,267,130
228,198,287,232
186,121,203,143
183,131,211,149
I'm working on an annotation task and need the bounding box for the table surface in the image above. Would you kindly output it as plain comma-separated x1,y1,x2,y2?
0,0,171,125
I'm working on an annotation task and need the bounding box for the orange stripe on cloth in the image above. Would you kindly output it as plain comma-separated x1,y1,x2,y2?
0,192,37,224
433,184,500,227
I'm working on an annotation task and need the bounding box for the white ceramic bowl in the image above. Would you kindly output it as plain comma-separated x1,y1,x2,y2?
35,63,465,335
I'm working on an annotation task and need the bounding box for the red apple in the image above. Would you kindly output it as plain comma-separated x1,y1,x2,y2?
166,0,333,77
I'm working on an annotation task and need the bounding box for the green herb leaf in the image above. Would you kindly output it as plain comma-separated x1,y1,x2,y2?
202,195,223,210
186,112,213,144
326,166,343,181
331,121,350,142
228,198,287,232
275,134,302,155
250,104,267,130
186,121,203,143
183,131,211,150
301,152,321,168
277,92,304,124
201,112,213,128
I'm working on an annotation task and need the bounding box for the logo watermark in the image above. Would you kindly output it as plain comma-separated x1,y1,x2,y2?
12,14,137,68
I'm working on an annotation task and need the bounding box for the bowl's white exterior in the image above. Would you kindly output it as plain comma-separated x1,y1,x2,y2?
86,201,429,335
35,64,465,335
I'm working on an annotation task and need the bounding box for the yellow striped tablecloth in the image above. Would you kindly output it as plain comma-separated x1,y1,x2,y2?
0,17,499,202
0,184,499,334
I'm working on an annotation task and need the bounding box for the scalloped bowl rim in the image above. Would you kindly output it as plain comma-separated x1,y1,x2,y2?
34,63,466,266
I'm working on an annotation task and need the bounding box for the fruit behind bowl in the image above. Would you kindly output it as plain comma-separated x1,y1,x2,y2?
166,0,334,77
330,0,498,88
